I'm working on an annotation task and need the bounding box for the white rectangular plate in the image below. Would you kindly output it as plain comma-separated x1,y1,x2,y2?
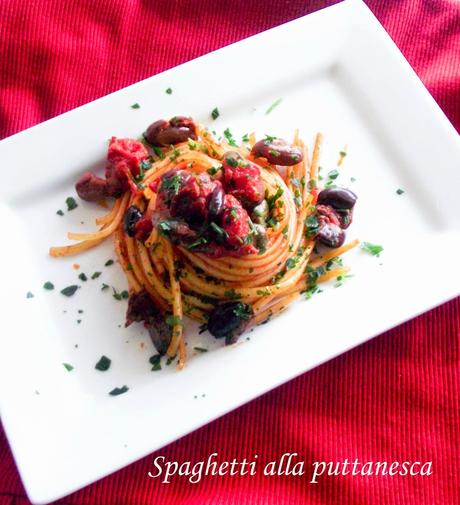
1,1,459,503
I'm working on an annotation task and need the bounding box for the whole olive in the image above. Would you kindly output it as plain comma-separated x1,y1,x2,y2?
317,187,357,211
253,224,268,254
124,206,143,237
144,116,197,146
251,199,269,224
207,302,254,344
208,184,225,221
252,138,303,166
316,223,346,248
75,171,108,202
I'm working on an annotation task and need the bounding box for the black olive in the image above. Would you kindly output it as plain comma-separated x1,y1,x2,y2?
208,184,225,221
124,206,143,237
316,223,346,248
317,187,357,211
207,302,254,344
144,117,197,146
252,138,303,166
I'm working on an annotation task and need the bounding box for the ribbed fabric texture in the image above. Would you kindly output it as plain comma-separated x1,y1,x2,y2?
0,1,459,504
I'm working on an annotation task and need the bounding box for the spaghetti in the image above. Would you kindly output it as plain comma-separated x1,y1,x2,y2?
50,116,359,368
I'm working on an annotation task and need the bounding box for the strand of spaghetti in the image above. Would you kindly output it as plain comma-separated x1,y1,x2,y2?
178,339,186,369
67,193,129,241
309,133,323,192
95,198,121,225
163,239,184,359
136,240,172,302
135,241,170,310
49,237,106,257
309,239,360,268
114,227,142,292
253,292,300,325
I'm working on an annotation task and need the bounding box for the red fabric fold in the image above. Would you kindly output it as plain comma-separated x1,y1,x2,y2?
0,1,459,504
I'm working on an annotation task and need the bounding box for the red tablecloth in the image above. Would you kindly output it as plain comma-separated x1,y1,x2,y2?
1,1,459,504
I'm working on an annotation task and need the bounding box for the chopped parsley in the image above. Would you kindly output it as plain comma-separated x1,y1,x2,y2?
224,288,242,300
194,346,208,353
78,273,88,282
149,354,162,371
66,197,78,211
112,288,129,301
187,138,198,150
62,362,74,372
95,355,111,371
91,271,102,280
109,385,129,396
43,281,54,290
256,288,271,296
233,304,252,320
308,179,317,190
26,291,34,299
105,259,114,267
165,88,172,95
161,174,181,195
101,283,109,291
61,285,79,297
223,128,237,147
396,188,405,195
187,237,208,250
152,145,165,160
169,145,181,161
361,242,384,256
211,107,220,120
130,103,140,109
207,165,222,176
242,133,250,143
265,97,282,115
56,209,64,216
305,215,319,237
166,315,183,327
304,285,321,300
266,187,284,211
327,169,339,180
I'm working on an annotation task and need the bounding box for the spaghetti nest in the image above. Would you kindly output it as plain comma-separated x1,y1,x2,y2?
50,123,358,368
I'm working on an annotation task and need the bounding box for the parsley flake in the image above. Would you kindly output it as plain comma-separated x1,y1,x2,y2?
61,285,79,297
109,385,129,396
63,362,74,372
66,197,78,211
43,282,54,290
211,107,220,120
95,355,111,371
265,98,282,115
130,103,140,109
361,242,384,256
